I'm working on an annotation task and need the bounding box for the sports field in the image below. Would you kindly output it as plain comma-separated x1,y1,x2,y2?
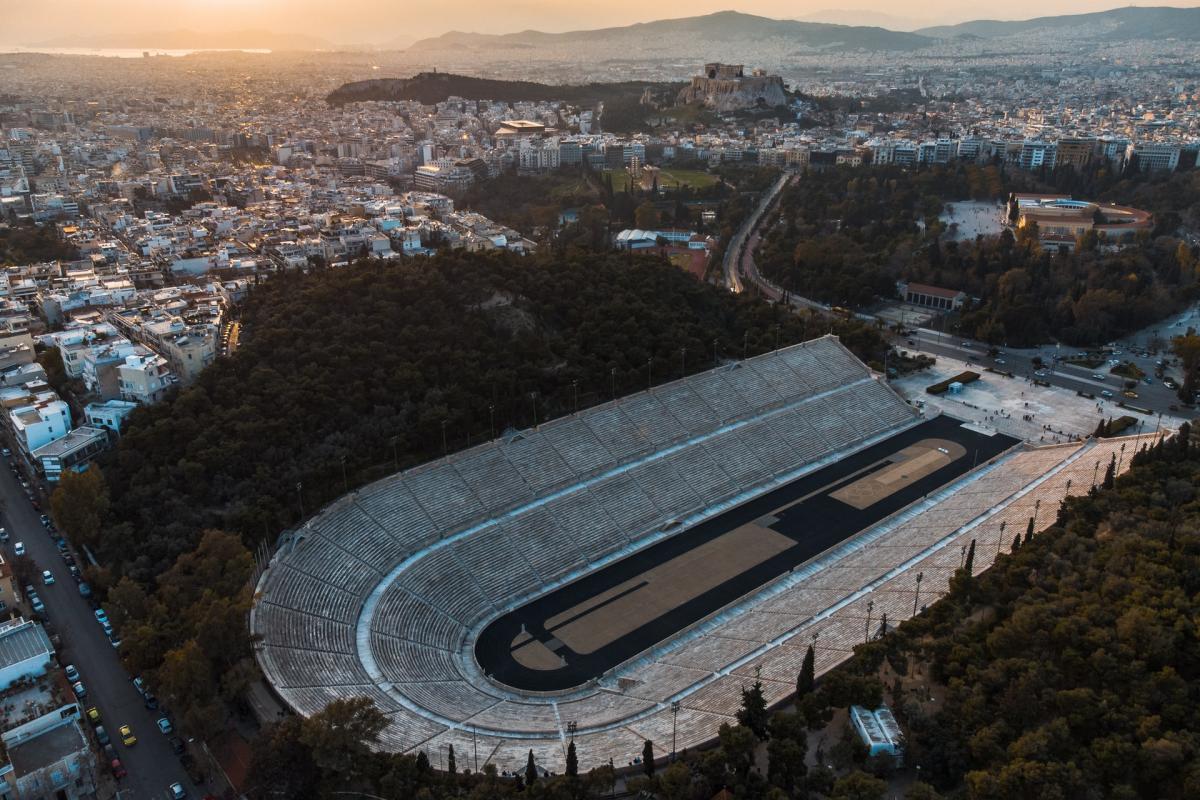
476,415,1017,690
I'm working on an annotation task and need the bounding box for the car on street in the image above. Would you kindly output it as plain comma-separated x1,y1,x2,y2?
111,756,127,779
1091,374,1105,381
78,582,91,598
13,542,23,556
101,620,113,637
1165,379,1178,389
168,782,187,799
1101,390,1114,398
0,528,7,543
109,634,123,649
29,594,44,613
95,725,110,746
157,717,174,735
1,448,10,457
41,570,54,585
72,681,86,699
168,736,186,755
39,514,49,527
64,664,79,682
94,609,108,626
86,706,100,724
119,724,137,746
1123,390,1139,399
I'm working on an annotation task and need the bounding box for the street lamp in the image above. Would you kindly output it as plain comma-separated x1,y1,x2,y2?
340,455,347,492
572,380,579,414
864,599,874,643
296,481,304,519
913,572,923,616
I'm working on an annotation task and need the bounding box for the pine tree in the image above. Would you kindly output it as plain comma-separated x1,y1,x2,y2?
416,750,431,774
1103,453,1116,489
566,741,578,778
642,739,655,777
523,753,537,786
1094,419,1107,438
447,743,456,775
1025,516,1035,544
1012,534,1021,551
797,644,816,698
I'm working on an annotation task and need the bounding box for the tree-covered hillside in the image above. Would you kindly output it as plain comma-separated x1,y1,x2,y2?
99,251,886,582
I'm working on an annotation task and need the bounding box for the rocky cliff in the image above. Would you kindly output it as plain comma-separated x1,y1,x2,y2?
677,74,787,112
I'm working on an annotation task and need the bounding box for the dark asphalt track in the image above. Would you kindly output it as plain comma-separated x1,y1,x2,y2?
475,415,1018,690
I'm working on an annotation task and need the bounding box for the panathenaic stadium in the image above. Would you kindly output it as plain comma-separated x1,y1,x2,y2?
251,335,1156,773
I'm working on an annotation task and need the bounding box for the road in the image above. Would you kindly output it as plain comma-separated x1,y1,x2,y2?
723,172,791,296
899,328,1185,419
0,462,198,800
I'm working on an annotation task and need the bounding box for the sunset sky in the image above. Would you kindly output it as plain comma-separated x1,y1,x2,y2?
6,0,1199,45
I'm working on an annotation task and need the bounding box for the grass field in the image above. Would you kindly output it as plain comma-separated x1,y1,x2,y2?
602,167,720,194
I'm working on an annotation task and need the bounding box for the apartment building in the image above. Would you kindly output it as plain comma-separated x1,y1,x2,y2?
117,352,174,405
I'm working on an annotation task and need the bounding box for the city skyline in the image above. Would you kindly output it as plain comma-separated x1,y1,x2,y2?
6,0,1200,46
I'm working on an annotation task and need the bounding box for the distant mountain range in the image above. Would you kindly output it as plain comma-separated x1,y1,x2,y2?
406,11,935,53
32,29,332,51
916,6,1200,40
28,6,1200,55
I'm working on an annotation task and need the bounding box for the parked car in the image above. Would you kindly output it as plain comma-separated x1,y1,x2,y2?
109,634,123,649
64,664,79,682
30,594,44,613
168,736,186,755
39,515,49,527
157,717,174,735
168,782,186,800
111,756,127,779
1,448,11,457
41,570,54,586
13,542,24,556
95,725,110,746
119,724,137,746
0,528,7,543
144,691,158,710
86,706,101,724
1101,389,1114,398
78,582,91,598
72,681,86,699
101,621,113,637
94,609,109,626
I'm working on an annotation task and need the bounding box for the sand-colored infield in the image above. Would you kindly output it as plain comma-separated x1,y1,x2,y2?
509,438,966,671
831,438,965,509
511,524,794,668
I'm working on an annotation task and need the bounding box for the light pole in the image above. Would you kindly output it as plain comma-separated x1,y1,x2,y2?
472,724,478,773
864,600,874,643
913,572,923,616
489,404,495,439
296,481,304,519
441,419,448,455
340,455,347,492
680,347,687,378
391,436,399,470
671,700,681,761
997,520,1007,557
572,380,579,414
610,367,616,399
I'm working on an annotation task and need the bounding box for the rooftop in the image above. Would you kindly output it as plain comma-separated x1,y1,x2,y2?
6,720,85,778
0,620,53,674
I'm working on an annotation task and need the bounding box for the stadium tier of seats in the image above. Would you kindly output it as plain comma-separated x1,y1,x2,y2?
251,333,1158,774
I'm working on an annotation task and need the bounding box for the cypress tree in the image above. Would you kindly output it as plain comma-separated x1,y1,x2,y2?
1012,534,1021,551
1103,453,1116,489
447,744,456,775
797,644,816,698
566,741,578,778
1025,516,1035,544
525,749,537,787
964,538,976,575
642,740,655,777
